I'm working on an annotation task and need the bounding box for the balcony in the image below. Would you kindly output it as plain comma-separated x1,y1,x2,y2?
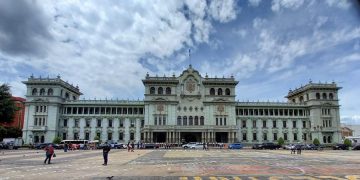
31,126,47,131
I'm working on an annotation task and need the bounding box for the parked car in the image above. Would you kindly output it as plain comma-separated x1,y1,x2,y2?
143,143,159,149
353,144,360,150
304,144,316,150
113,143,127,149
293,144,306,150
252,143,263,149
284,144,295,150
189,143,203,149
35,143,61,150
261,143,281,150
228,143,243,149
182,142,198,149
333,144,348,150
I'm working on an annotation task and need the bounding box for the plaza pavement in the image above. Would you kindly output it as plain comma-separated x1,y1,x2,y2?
0,148,359,180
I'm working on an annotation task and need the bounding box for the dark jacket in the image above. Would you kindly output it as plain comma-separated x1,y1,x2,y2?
103,145,111,153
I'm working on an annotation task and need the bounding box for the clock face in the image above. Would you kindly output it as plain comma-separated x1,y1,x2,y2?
186,79,196,93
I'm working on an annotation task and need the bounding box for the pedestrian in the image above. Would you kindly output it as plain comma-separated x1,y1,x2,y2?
102,142,111,166
64,143,68,152
297,146,302,154
44,144,55,164
203,142,206,150
206,142,209,151
127,141,131,152
131,141,135,152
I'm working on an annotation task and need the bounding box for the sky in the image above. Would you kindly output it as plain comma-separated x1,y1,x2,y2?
0,0,360,124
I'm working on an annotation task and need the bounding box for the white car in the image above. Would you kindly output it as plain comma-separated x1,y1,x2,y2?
182,142,198,149
284,144,295,150
189,143,204,149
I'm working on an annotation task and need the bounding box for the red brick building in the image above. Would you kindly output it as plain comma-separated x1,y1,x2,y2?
0,97,26,129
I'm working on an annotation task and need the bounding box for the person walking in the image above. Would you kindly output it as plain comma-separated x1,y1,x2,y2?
102,142,111,166
203,142,206,150
131,141,135,152
44,144,55,164
64,143,68,152
127,141,131,152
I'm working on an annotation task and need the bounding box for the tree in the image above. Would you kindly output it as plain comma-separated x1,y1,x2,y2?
277,137,285,146
94,135,101,143
344,139,352,148
53,136,62,144
313,138,320,145
0,84,18,123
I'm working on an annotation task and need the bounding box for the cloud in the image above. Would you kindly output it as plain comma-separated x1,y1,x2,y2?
208,0,237,23
341,115,360,125
325,0,351,9
248,0,262,7
0,0,52,57
271,0,305,12
330,53,360,66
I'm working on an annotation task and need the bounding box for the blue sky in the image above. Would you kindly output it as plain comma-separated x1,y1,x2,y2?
0,0,359,124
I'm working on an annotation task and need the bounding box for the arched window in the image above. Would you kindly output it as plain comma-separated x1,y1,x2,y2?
299,96,304,102
329,93,334,100
225,88,230,95
158,87,163,95
73,96,76,100
200,116,204,125
183,116,187,126
65,92,70,100
40,88,45,96
194,116,199,125
32,88,37,96
210,88,215,95
218,88,223,95
150,87,155,94
292,99,296,103
177,116,182,125
48,88,53,96
327,136,331,143
322,93,327,99
189,116,193,125
316,93,320,100
323,136,327,143
166,87,171,94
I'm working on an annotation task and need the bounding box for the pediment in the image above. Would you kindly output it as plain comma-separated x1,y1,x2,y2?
32,98,48,102
213,98,228,102
152,97,168,101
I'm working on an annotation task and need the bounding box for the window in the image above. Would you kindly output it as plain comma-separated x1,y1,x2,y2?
283,121,287,128
194,116,199,125
101,107,105,114
32,88,37,95
75,119,79,127
284,133,288,141
253,133,257,141
131,119,135,127
274,133,278,140
63,119,68,127
316,93,320,99
224,118,226,126
166,87,171,94
177,116,181,125
294,133,298,141
128,108,132,114
150,87,155,94
242,133,247,141
210,88,215,95
154,117,157,125
292,121,296,128
108,133,112,141
119,119,123,127
65,92,70,100
273,121,277,128
218,88,223,95
119,133,123,140
299,96,304,102
109,119,113,127
329,93,334,100
96,133,101,139
183,116,187,126
86,119,91,127
200,116,204,125
47,88,53,96
34,118,38,126
158,116,161,125
189,116,193,125
263,133,267,141
163,116,166,125
85,133,90,140
225,88,230,95
130,133,134,140
242,120,246,128
84,107,89,114
262,120,267,128
158,87,163,94
139,108,143,114
303,133,307,141
97,119,101,127
63,133,67,140
40,88,45,96
322,93,327,99
74,133,78,140
302,121,306,128
216,118,219,126
112,107,116,114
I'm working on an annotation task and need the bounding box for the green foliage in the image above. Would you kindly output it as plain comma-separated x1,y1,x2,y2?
344,139,352,147
94,135,101,143
53,136,62,144
0,84,18,123
0,126,22,141
313,138,320,145
277,137,285,146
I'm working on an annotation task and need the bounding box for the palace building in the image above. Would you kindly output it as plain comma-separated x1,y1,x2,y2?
22,65,342,145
